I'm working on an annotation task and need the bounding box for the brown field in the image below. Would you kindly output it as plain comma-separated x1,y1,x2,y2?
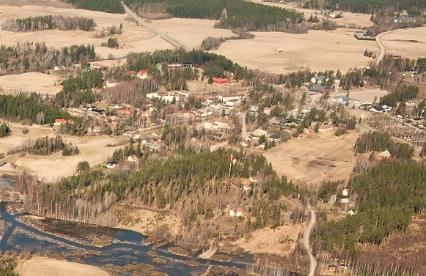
263,130,358,190
0,5,163,59
149,18,234,50
17,257,109,276
231,221,303,256
248,0,373,28
333,88,389,103
380,27,426,59
0,5,234,59
0,72,61,95
0,123,125,182
213,28,377,74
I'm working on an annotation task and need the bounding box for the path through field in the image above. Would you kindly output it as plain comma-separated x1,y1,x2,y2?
303,204,317,276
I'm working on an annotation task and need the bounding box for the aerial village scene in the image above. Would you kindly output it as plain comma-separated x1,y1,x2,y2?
0,0,424,275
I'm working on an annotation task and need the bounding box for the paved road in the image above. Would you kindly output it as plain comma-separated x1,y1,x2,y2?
121,2,188,51
303,204,317,276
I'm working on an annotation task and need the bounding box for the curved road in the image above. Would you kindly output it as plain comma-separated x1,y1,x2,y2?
303,204,317,276
375,27,422,65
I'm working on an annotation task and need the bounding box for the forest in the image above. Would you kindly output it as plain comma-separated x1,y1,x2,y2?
306,0,426,14
0,94,69,124
0,42,96,75
317,161,426,255
55,70,103,108
2,15,96,32
18,149,302,247
354,131,414,160
66,0,305,32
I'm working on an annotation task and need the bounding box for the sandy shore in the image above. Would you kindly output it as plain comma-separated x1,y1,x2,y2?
17,257,109,276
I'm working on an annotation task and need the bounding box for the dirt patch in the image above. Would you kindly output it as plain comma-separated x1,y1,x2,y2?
0,72,61,95
16,257,110,276
263,130,358,190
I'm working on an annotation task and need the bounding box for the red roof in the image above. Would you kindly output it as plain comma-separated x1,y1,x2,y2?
55,119,66,124
213,77,229,84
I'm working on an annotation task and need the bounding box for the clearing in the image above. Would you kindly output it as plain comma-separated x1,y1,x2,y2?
17,257,109,276
0,72,61,95
263,130,358,190
213,28,377,74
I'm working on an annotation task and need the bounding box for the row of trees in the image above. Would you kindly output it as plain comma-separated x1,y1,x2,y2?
355,131,415,160
27,136,79,156
0,42,96,74
2,15,96,32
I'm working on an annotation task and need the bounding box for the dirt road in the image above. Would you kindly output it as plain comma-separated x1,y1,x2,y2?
121,1,188,50
375,31,388,65
303,204,317,276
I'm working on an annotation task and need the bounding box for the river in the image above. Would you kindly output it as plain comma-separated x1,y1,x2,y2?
0,176,252,275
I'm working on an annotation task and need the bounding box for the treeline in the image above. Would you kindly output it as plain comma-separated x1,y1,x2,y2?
0,93,68,124
317,161,426,255
56,70,103,108
306,0,426,14
0,42,96,74
64,0,125,13
355,131,414,160
2,15,96,32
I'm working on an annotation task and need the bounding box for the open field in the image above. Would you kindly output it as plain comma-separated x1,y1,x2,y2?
149,18,234,50
0,5,165,59
0,5,234,59
380,27,426,59
14,135,125,182
17,257,109,276
0,72,61,95
0,122,125,182
248,0,373,28
333,88,389,103
263,130,358,190
214,28,376,74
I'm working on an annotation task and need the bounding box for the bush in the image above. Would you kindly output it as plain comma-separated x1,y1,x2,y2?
0,123,11,138
77,161,90,172
62,144,80,156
